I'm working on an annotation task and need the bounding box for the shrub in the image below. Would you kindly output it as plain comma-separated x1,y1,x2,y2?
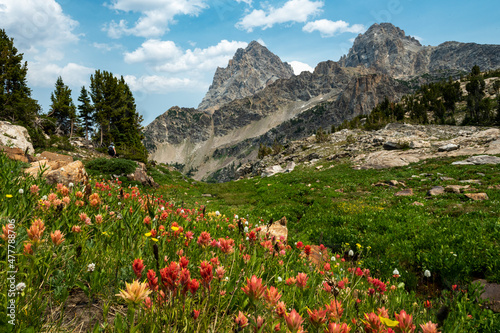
85,157,137,176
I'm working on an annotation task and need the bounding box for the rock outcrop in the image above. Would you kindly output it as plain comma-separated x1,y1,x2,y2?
339,23,500,78
0,121,34,154
25,159,87,186
198,41,294,112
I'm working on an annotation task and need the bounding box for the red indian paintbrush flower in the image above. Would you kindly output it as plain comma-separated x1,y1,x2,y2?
307,307,327,327
285,309,304,333
235,311,249,329
242,275,266,301
363,312,382,333
326,322,351,333
325,299,344,321
160,261,179,291
179,256,189,269
146,269,158,291
420,321,440,333
50,230,65,246
296,273,308,288
197,231,211,247
394,309,416,333
275,301,287,318
188,278,199,295
304,245,312,256
132,259,145,279
199,260,213,289
264,286,282,306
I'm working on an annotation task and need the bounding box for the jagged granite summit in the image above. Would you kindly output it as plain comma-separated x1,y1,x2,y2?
198,41,294,112
339,23,500,78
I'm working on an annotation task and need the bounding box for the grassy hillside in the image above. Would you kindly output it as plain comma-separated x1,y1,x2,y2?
1,152,499,332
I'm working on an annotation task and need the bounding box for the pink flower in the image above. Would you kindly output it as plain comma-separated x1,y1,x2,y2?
394,309,416,333
285,309,304,332
197,231,211,247
30,184,39,195
307,307,327,327
50,230,65,246
215,266,226,280
325,299,344,321
420,321,440,333
235,311,249,329
264,286,282,306
241,275,266,301
326,322,351,333
296,273,308,288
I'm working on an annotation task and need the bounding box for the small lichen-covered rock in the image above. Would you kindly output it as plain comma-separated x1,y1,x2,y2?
0,146,28,163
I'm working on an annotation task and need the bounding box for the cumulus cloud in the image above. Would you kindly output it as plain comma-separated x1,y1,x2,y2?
124,39,248,73
236,0,323,32
289,61,314,75
27,62,94,88
235,0,252,4
123,75,194,94
104,0,208,38
0,0,79,60
303,19,365,37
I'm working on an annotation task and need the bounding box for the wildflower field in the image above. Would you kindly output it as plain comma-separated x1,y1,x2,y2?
1,152,499,332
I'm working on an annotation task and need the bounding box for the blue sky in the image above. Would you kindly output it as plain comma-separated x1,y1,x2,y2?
1,0,499,126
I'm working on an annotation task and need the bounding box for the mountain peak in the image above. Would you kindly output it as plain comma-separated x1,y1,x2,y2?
197,41,294,112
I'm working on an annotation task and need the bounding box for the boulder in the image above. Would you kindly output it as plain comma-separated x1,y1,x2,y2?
427,186,445,196
452,155,500,165
438,143,460,152
0,145,28,163
259,216,288,242
411,201,424,206
445,185,470,194
24,160,87,186
0,121,34,154
261,165,284,177
464,193,489,201
383,141,403,150
395,188,414,196
473,279,500,313
39,151,73,163
127,162,159,187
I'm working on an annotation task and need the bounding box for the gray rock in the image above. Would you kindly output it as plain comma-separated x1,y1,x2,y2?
452,155,500,165
0,121,34,154
395,188,413,196
427,186,445,196
473,279,500,313
438,143,460,152
445,185,470,194
383,142,403,150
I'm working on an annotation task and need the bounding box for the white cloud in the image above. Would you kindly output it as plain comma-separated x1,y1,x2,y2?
236,0,323,32
235,0,252,4
123,75,194,94
27,62,94,88
303,19,365,37
104,0,208,38
124,39,248,73
93,42,123,52
289,61,314,75
0,0,79,60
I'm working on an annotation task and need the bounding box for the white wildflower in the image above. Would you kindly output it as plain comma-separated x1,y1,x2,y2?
181,209,185,214
424,270,431,278
18,188,24,194
331,256,336,261
87,263,96,272
246,237,249,241
118,202,122,205
41,195,47,201
244,226,249,233
68,182,74,187
277,277,282,282
348,250,354,256
234,215,238,219
393,268,400,276
215,211,220,216
16,282,26,291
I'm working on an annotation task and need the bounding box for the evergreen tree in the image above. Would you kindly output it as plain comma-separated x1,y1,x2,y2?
77,86,93,141
464,67,488,124
89,70,147,162
49,76,77,137
0,29,40,127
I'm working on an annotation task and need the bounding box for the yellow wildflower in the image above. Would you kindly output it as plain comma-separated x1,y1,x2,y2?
116,280,151,304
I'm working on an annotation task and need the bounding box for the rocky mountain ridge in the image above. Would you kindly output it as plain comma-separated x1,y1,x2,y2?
144,22,500,182
197,41,294,112
339,23,500,78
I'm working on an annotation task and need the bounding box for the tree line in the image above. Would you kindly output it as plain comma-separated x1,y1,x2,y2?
0,29,147,162
336,65,500,132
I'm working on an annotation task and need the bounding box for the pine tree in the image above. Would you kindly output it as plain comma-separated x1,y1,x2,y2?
77,86,93,141
49,76,77,137
89,70,147,161
0,29,40,127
